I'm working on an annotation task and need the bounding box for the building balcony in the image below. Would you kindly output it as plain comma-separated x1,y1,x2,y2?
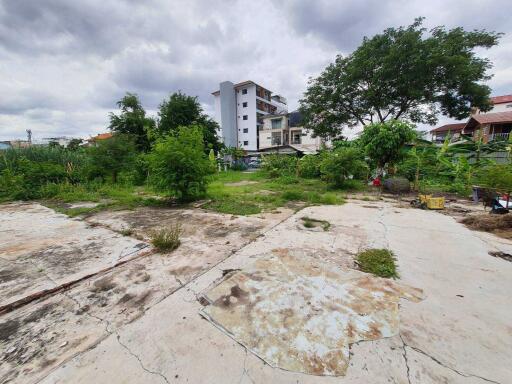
488,132,510,141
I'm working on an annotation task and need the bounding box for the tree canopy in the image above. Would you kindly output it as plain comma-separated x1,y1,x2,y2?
300,18,502,138
157,91,223,152
109,93,154,151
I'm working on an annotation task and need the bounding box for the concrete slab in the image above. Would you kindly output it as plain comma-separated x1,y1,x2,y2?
0,203,148,308
200,249,423,376
2,201,512,383
0,203,293,384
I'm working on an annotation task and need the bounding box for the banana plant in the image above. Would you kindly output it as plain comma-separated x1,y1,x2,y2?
447,129,508,165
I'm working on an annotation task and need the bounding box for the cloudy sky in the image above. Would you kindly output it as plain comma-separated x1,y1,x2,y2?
0,0,511,141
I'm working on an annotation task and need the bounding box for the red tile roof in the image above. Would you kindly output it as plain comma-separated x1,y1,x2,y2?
430,123,466,134
89,132,113,141
464,111,512,131
491,95,512,104
470,111,512,124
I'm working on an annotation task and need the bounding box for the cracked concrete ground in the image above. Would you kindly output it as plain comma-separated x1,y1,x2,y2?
1,200,512,383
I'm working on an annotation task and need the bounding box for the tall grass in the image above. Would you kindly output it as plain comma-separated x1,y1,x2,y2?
0,146,88,172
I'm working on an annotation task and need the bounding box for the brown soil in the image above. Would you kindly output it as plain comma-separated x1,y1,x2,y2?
461,214,512,239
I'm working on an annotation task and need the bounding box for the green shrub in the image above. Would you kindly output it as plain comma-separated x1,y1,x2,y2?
148,125,214,201
356,249,398,278
320,147,368,187
297,155,322,178
261,154,298,176
150,224,182,252
475,164,512,191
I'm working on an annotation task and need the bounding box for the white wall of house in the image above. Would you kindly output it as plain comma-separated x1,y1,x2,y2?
236,83,258,151
488,102,512,113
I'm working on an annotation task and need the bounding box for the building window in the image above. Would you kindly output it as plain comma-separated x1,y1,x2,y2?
242,89,247,95
291,131,301,144
243,128,248,133
271,119,282,129
242,102,248,107
243,115,248,120
271,132,281,146
243,141,249,146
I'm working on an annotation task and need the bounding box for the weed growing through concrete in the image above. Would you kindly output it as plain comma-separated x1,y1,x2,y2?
119,228,134,236
356,249,398,278
301,216,331,231
150,224,182,252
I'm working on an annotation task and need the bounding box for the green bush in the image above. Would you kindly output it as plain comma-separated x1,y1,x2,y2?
475,164,512,191
297,155,322,178
261,154,298,176
356,249,398,278
319,147,368,187
148,125,214,201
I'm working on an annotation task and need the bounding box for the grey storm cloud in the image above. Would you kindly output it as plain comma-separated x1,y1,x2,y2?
0,0,510,140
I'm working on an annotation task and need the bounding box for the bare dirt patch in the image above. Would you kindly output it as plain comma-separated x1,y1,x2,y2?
224,180,259,187
461,213,512,239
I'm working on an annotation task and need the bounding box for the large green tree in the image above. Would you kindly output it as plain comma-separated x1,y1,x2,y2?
109,93,154,151
300,18,501,138
157,91,223,152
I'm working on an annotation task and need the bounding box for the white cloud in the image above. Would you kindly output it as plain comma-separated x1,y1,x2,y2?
0,0,509,140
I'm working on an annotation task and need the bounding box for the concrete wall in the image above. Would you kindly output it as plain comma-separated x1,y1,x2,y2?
219,81,237,148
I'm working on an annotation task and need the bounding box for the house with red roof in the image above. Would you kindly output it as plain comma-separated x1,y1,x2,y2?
430,95,512,143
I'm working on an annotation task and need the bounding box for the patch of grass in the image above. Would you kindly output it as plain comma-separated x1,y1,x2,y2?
205,170,350,216
42,183,169,217
301,216,331,231
356,249,398,278
282,190,303,201
150,224,182,253
53,204,108,218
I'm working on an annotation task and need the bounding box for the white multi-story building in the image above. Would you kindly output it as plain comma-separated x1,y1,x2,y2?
212,80,287,151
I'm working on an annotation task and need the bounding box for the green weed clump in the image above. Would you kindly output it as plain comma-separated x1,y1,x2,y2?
356,249,398,278
150,224,182,252
301,216,331,231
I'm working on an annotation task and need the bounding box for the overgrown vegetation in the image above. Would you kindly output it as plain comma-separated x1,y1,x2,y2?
150,224,182,252
356,249,399,278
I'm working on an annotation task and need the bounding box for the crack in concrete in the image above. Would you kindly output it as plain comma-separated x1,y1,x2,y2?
238,348,256,384
399,335,412,384
116,334,171,384
400,334,501,384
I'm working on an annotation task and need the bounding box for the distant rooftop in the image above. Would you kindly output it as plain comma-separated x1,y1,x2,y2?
211,80,271,96
491,95,512,104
